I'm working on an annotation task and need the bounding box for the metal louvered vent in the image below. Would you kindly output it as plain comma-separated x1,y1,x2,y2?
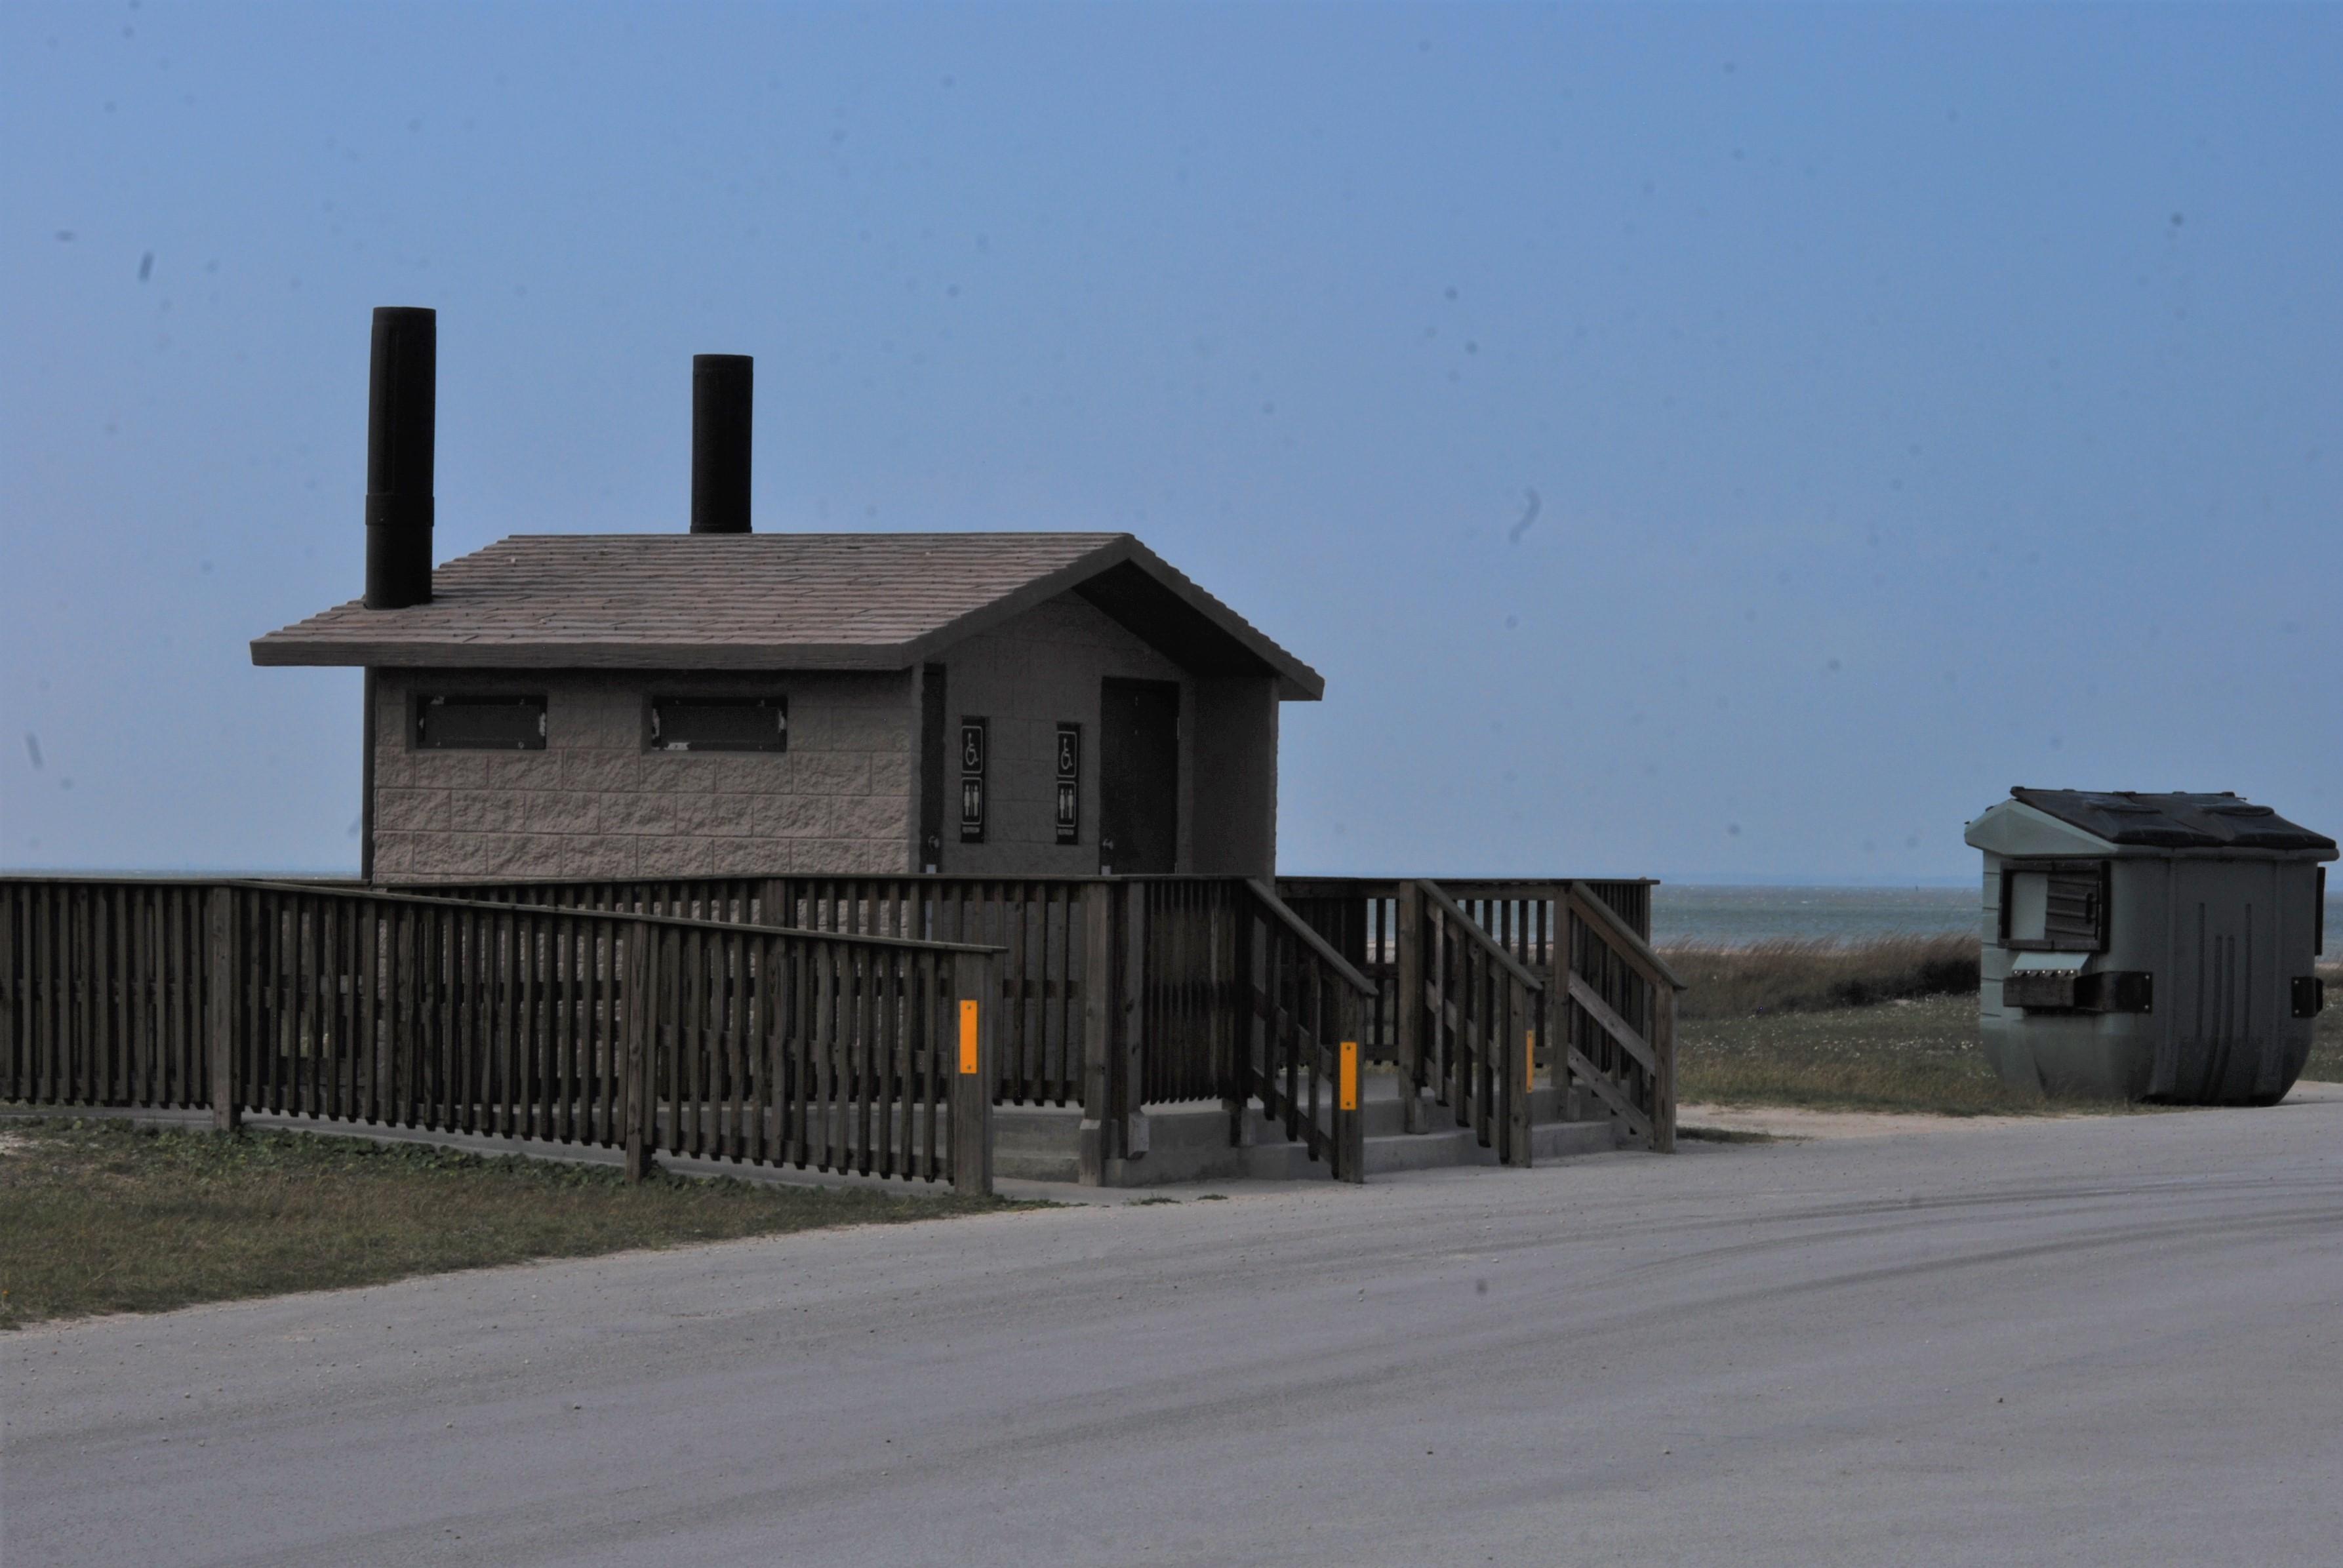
2002,860,2109,952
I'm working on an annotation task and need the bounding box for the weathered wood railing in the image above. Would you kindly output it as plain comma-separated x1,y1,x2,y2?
13,862,1668,1181
0,877,217,1112
1398,881,1540,1165
420,873,1385,1180
1,877,999,1192
199,868,1678,1179
1275,878,1651,1060
1234,879,1373,1182
428,875,1100,1112
1560,881,1683,1152
1275,877,1677,1150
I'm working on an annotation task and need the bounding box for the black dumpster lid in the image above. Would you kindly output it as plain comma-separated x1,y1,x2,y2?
2009,788,2337,852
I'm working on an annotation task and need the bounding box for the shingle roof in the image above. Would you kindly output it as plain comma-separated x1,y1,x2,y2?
250,532,1323,698
2009,788,2336,853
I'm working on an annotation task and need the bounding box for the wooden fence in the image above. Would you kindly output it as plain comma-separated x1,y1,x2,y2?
1277,877,1680,1151
1400,881,1540,1164
7,870,1677,1186
1,877,998,1192
431,876,1098,1110
1236,879,1374,1181
411,872,1666,1170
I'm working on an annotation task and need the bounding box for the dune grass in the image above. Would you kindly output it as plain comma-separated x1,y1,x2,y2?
1666,935,2123,1117
1668,935,1978,1020
1668,945,2343,1116
0,1118,1014,1331
1671,991,2108,1116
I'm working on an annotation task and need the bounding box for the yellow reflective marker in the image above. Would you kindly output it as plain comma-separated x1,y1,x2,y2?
1527,1030,1537,1093
958,999,980,1075
1339,1040,1359,1112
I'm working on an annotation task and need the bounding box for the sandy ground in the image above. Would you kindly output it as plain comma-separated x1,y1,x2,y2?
1679,1077,2343,1140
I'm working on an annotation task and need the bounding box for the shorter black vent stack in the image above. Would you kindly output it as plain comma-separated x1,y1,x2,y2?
363,306,436,609
691,353,753,534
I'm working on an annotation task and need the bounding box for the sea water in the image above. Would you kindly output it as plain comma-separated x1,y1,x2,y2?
1654,883,2341,959
1651,885,1979,948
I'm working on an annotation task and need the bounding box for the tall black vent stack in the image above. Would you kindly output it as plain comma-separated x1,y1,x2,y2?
362,306,437,608
691,353,752,534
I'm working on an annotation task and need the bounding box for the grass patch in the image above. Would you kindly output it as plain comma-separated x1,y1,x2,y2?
1673,992,2129,1116
0,1119,1016,1331
1666,936,2137,1117
1668,935,1978,1020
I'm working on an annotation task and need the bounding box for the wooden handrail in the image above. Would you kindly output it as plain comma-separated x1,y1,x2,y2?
1243,879,1374,994
1565,975,1656,1074
239,881,1004,958
1565,881,1686,992
1416,879,1547,993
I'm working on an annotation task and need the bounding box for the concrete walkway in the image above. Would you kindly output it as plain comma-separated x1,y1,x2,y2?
7,1090,2342,1566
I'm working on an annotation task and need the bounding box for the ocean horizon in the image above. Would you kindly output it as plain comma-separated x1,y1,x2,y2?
1653,883,2340,960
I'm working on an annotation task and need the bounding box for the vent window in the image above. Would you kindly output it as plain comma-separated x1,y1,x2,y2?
649,695,788,753
414,694,546,751
2001,860,2108,952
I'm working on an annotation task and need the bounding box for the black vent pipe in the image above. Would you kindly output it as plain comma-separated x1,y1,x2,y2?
691,353,752,534
363,306,437,608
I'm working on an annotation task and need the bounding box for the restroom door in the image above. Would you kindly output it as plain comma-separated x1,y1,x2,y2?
1099,679,1179,874
918,664,947,870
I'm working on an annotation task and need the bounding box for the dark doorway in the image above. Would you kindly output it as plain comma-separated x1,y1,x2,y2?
919,664,947,871
1099,678,1180,874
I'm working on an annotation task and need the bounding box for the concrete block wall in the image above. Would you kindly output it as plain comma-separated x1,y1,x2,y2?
370,668,915,882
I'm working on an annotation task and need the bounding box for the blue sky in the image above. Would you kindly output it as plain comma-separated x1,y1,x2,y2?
5,2,2337,882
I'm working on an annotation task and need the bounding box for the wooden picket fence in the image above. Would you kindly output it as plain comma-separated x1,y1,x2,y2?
0,877,999,1192
6,870,1678,1187
410,872,1674,1172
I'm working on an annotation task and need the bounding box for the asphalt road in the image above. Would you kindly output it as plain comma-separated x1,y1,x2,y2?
8,1093,2342,1567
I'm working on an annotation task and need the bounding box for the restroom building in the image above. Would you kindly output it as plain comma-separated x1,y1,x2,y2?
252,531,1321,884
250,308,1320,885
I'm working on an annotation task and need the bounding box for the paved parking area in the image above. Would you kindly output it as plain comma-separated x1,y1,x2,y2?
7,1090,2341,1566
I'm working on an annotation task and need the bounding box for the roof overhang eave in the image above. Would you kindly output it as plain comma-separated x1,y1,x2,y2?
248,638,917,672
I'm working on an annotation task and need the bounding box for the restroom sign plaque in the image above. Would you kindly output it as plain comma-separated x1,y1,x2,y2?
959,719,988,844
1054,723,1081,845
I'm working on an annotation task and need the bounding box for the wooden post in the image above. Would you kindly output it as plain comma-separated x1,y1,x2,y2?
1077,883,1113,1184
1557,899,1581,1124
1336,1006,1365,1184
1225,891,1254,1150
1119,881,1148,1161
0,885,15,1103
1651,979,1678,1154
1394,881,1425,1134
623,920,654,1182
206,886,240,1133
950,949,995,1194
1507,982,1534,1167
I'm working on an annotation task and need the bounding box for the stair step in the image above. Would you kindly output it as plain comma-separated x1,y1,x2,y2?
1532,1119,1620,1161
1362,1128,1498,1175
1357,1082,1579,1138
1360,1117,1621,1175
991,1093,1625,1184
